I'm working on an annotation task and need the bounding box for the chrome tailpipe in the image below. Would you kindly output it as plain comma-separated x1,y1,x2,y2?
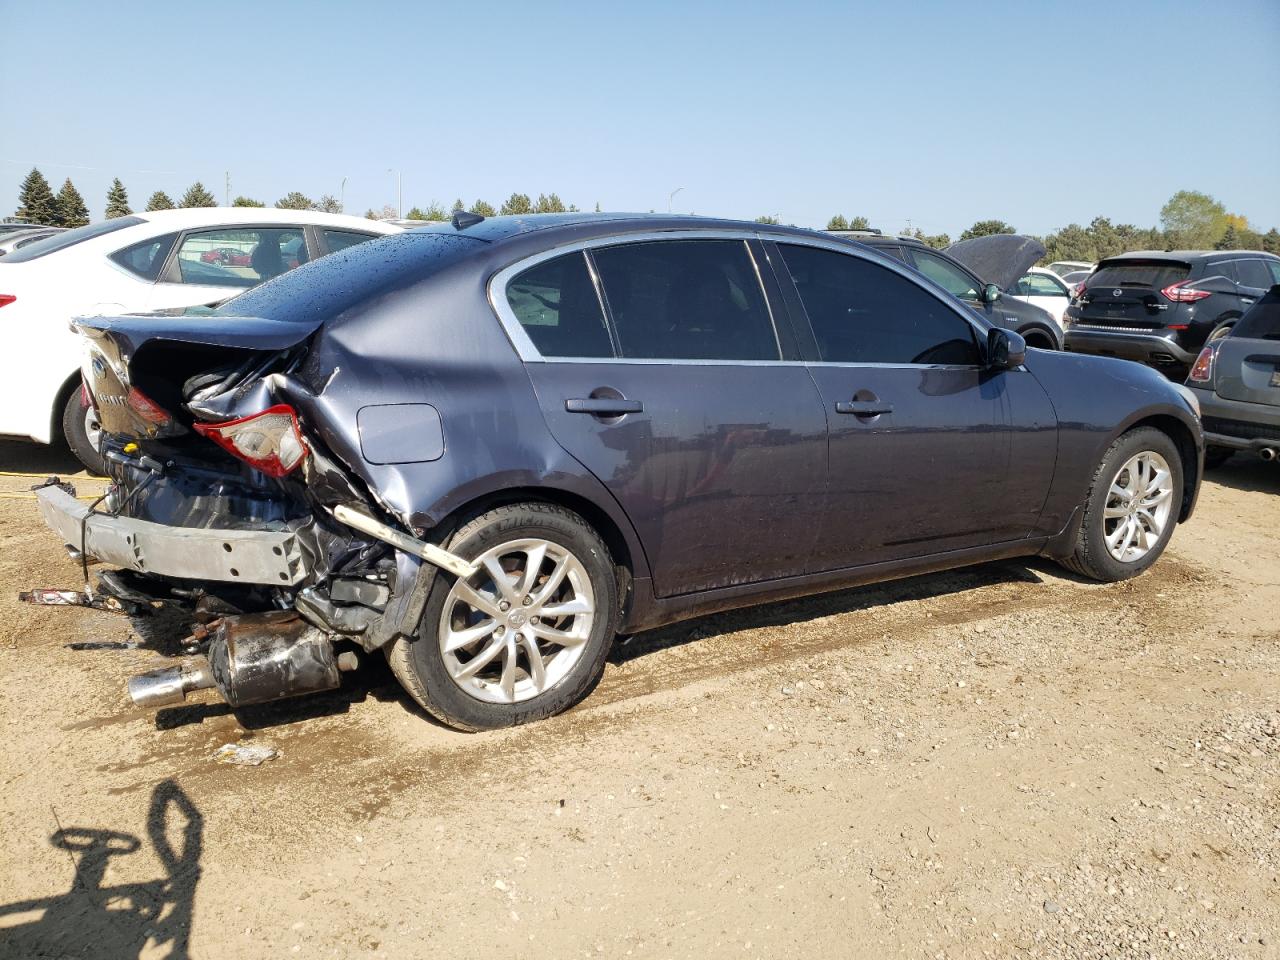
127,658,216,708
1260,447,1276,462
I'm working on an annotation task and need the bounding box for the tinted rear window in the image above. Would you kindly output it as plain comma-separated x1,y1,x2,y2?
1232,289,1280,341
506,252,614,358
1089,260,1189,289
214,232,479,325
2,216,144,262
592,240,779,361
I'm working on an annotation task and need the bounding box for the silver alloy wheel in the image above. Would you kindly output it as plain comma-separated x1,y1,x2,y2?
1103,451,1174,563
84,407,102,453
438,538,596,705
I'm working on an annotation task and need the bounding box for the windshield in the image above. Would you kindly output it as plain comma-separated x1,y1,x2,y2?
1088,260,1189,289
1231,288,1280,341
1,216,145,263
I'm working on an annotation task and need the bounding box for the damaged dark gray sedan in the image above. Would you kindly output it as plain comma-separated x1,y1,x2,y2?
36,213,1205,730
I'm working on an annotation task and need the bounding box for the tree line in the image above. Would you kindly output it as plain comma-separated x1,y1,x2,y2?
13,169,1280,262
818,190,1280,260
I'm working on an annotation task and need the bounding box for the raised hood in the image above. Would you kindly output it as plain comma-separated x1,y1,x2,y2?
945,235,1046,291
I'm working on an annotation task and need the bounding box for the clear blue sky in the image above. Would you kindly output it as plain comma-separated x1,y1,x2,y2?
3,0,1278,237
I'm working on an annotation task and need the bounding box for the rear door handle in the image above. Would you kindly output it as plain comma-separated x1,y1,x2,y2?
565,398,643,415
835,400,893,416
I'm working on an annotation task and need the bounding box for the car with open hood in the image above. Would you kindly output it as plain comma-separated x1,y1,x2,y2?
829,231,1063,350
0,207,402,472
35,213,1203,731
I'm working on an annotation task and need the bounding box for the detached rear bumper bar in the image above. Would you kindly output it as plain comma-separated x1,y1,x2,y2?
35,485,308,586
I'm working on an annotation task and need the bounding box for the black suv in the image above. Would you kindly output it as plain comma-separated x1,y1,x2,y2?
1063,250,1280,375
830,230,1062,349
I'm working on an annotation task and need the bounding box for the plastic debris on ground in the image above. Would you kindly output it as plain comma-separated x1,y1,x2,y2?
214,742,280,766
18,588,138,615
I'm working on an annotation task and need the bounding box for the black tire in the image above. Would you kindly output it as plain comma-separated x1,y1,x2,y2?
1020,328,1057,350
1203,446,1234,470
61,389,107,476
1060,426,1184,583
386,502,619,731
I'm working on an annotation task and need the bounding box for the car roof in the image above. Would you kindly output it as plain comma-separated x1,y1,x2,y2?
1102,249,1279,262
403,212,850,247
134,207,403,233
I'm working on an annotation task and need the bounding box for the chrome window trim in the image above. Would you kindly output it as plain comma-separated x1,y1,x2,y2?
489,229,794,363
487,227,995,366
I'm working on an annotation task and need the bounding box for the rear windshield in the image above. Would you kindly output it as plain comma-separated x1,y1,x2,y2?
215,231,481,325
1088,260,1189,289
1231,288,1280,341
2,216,144,262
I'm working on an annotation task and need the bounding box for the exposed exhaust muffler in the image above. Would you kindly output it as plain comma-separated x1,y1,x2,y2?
127,611,356,710
1261,447,1276,462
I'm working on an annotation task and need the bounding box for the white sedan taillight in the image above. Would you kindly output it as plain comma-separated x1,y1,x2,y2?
193,404,309,477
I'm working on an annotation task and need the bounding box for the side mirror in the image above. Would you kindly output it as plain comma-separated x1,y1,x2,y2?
986,327,1026,369
982,283,1002,304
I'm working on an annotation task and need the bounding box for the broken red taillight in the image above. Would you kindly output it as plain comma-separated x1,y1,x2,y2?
127,387,172,425
1160,280,1211,303
193,404,309,477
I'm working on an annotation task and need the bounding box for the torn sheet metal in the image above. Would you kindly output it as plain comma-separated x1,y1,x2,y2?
18,589,137,615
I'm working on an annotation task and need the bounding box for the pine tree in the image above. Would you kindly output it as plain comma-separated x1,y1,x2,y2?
315,194,342,214
534,193,566,214
1262,228,1280,255
826,215,848,230
232,196,265,207
275,191,315,210
104,178,132,218
451,198,465,213
472,200,497,218
755,215,780,225
1213,224,1239,250
56,178,90,227
500,193,533,216
15,167,59,225
146,191,175,211
849,216,872,231
179,182,217,207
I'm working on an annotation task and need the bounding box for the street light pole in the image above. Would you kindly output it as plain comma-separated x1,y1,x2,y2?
340,176,347,213
668,187,684,213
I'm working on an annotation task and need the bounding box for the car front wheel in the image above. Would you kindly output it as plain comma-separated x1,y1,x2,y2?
386,503,619,731
1060,426,1183,582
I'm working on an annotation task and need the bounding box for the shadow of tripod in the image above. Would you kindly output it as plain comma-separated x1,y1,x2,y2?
0,779,203,959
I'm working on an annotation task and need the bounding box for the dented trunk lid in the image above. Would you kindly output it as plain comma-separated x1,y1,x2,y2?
75,313,323,441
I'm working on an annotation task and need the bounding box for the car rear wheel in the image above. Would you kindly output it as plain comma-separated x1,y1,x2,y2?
386,503,619,731
61,389,107,476
1060,427,1183,582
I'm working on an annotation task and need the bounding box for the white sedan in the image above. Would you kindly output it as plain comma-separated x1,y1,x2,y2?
1007,266,1074,324
0,208,401,470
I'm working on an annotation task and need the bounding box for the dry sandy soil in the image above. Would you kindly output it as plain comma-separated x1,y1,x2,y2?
0,438,1276,960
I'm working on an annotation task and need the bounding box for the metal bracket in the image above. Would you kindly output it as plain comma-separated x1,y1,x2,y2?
331,504,477,579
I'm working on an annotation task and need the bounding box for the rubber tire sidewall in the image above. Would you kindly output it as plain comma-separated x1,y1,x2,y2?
392,503,619,732
1067,426,1183,583
61,389,107,476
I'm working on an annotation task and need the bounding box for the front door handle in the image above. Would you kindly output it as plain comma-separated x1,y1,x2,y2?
566,397,643,415
835,400,893,416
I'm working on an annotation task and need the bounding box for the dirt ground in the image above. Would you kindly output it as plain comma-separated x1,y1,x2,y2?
0,438,1276,960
